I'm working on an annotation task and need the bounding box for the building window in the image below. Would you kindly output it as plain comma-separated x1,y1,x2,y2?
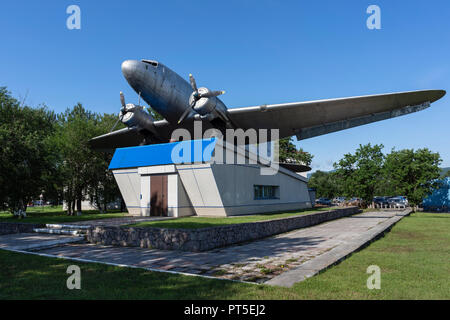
254,185,279,200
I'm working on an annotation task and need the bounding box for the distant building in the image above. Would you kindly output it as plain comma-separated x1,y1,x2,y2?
62,199,122,212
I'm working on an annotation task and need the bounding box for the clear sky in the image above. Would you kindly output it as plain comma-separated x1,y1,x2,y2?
1,0,449,170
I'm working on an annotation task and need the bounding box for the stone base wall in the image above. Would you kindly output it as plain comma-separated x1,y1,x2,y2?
0,222,44,235
86,207,361,252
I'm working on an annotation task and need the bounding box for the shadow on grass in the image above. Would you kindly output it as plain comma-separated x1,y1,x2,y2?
0,249,289,299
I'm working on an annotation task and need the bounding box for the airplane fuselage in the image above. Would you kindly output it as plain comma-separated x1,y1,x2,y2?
88,59,446,153
121,59,228,126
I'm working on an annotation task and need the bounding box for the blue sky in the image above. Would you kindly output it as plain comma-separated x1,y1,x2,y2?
1,0,449,170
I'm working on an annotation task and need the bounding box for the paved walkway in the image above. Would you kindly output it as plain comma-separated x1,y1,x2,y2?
0,233,83,251
267,209,410,286
0,209,410,285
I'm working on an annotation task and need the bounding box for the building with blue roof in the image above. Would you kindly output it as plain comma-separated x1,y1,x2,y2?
109,138,312,217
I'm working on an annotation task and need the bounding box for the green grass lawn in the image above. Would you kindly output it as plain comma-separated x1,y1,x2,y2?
0,212,448,299
127,207,331,229
0,205,127,224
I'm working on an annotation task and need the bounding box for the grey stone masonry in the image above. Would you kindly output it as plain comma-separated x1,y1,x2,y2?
86,207,361,252
0,222,44,235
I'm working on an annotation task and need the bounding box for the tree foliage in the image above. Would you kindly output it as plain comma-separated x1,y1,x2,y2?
86,113,123,212
0,87,56,213
308,144,443,207
278,137,313,166
333,143,385,203
53,104,122,215
381,148,442,205
308,170,342,199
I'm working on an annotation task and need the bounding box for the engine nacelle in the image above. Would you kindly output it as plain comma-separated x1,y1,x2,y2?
189,87,229,123
190,88,216,115
121,103,157,134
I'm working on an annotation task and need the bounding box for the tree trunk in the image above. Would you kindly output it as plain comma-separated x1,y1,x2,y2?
76,197,82,216
67,200,72,215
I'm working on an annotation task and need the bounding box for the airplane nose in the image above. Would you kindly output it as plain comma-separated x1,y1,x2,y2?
121,60,139,79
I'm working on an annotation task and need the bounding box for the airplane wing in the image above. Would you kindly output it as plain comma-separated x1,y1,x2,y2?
89,120,173,152
89,127,142,152
226,90,446,140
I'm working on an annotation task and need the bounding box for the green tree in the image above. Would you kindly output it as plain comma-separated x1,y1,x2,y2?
278,137,313,166
308,170,342,199
334,143,384,203
53,104,104,215
0,87,56,214
382,148,442,206
86,113,123,212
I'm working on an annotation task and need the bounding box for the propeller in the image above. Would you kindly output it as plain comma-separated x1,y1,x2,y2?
110,92,135,132
178,74,225,124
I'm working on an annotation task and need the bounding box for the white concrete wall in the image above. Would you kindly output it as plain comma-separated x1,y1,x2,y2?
174,162,311,217
140,175,151,216
167,174,178,217
176,163,226,216
210,163,311,216
176,176,195,217
113,169,141,215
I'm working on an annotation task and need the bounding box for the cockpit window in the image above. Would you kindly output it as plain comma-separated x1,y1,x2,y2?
141,59,158,67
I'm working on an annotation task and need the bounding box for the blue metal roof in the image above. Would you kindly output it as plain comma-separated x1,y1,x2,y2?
109,138,217,170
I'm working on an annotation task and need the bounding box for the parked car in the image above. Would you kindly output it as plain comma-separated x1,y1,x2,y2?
315,198,332,206
333,197,346,205
398,196,408,206
387,196,408,208
373,196,390,207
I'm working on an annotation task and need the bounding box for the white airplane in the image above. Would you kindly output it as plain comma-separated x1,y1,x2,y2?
90,59,446,152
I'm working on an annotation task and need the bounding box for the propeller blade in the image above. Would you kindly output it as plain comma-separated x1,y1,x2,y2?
178,107,192,124
199,90,225,98
120,91,126,109
189,74,198,92
189,97,197,108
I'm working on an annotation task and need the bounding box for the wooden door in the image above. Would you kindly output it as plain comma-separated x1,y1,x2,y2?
150,175,168,216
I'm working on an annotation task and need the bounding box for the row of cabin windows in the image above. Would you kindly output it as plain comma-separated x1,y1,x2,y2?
254,185,279,200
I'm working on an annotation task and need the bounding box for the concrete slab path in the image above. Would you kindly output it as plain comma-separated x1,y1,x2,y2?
266,209,411,287
0,209,410,285
0,233,84,251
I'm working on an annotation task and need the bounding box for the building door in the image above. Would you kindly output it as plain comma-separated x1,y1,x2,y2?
150,175,168,216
